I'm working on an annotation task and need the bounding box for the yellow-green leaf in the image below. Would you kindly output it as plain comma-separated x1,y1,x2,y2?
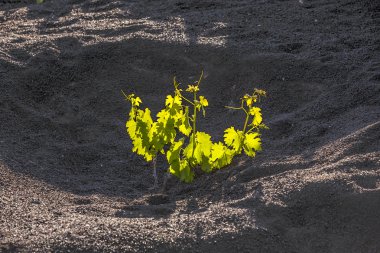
157,109,169,122
186,85,199,93
165,95,174,107
126,119,137,139
200,156,212,173
224,127,243,152
196,132,212,157
166,139,184,164
179,160,193,183
243,132,262,157
199,96,208,107
178,107,192,136
249,107,262,126
132,97,142,107
210,142,226,162
210,142,234,169
142,108,153,126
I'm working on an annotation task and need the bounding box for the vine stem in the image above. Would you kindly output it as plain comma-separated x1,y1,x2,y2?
179,93,194,105
197,70,204,87
225,104,249,133
152,157,158,189
192,91,197,157
242,112,250,134
121,90,128,99
225,106,242,110
246,126,256,134
190,71,203,157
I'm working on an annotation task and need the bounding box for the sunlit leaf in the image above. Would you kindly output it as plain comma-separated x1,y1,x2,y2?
224,127,243,152
165,95,174,107
126,119,137,139
249,107,262,126
199,96,208,107
210,142,234,169
124,82,266,183
186,85,199,93
243,132,262,157
166,139,184,164
196,132,212,157
178,106,192,136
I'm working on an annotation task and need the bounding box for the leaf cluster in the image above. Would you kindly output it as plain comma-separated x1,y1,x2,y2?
123,74,267,183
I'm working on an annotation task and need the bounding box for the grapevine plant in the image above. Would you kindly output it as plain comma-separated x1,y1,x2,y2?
123,73,267,184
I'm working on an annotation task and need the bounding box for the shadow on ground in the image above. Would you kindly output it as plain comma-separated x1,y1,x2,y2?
1,32,379,200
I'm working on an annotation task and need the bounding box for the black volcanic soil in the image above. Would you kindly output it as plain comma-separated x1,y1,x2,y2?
0,0,379,252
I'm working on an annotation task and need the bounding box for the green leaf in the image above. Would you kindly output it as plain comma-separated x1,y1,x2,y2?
166,94,182,108
183,136,199,163
186,85,199,93
183,132,213,166
178,107,192,136
199,96,208,107
243,94,256,106
210,142,226,161
165,95,174,107
196,132,213,157
243,132,262,157
179,160,194,183
249,107,262,126
126,119,137,139
148,122,165,152
167,139,184,163
169,157,194,183
156,109,169,122
200,156,212,173
126,106,156,162
132,97,142,107
142,108,153,126
174,95,182,106
167,140,186,180
183,136,193,160
132,137,153,161
169,160,180,177
157,120,176,144
210,142,234,169
224,127,243,152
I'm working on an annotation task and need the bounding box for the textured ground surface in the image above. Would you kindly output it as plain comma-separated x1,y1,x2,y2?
0,0,379,252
